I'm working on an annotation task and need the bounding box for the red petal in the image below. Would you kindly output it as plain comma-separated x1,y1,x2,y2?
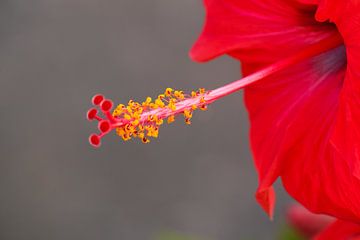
190,0,337,64
314,220,360,240
315,0,360,180
282,0,360,222
244,45,359,221
191,0,360,222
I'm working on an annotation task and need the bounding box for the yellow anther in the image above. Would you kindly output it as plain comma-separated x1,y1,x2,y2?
116,127,126,136
152,127,159,138
200,96,206,103
156,118,164,126
132,111,141,119
155,98,165,108
191,105,197,110
191,91,197,97
131,119,139,126
146,126,154,137
165,88,173,97
131,103,140,111
167,115,175,124
113,109,121,117
142,137,150,143
113,104,125,116
185,118,191,125
149,103,158,109
125,124,135,133
174,90,184,100
138,132,145,139
184,109,192,119
158,94,165,99
122,134,131,141
124,114,132,120
126,106,133,114
199,88,206,94
200,105,207,111
132,130,138,137
168,99,177,111
142,97,152,107
128,100,136,108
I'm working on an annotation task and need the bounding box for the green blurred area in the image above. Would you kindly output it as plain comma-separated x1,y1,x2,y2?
155,231,202,240
278,226,305,240
155,225,305,240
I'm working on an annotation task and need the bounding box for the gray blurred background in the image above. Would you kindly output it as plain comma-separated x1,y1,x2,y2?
0,1,292,239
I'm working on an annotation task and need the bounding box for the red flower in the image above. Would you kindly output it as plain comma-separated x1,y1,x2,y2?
191,0,360,238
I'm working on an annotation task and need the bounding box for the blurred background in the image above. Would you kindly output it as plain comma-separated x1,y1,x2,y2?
0,1,295,239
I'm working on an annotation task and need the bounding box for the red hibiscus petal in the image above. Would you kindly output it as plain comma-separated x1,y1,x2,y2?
190,0,360,222
190,0,336,65
315,0,360,181
244,45,359,221
314,220,360,240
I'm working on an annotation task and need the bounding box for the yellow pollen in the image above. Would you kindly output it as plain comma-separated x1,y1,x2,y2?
132,111,141,119
155,98,165,108
200,105,207,111
165,88,173,96
156,118,164,126
183,109,192,119
113,104,125,117
142,137,150,143
116,127,126,136
111,87,207,143
126,106,133,114
167,115,175,124
122,134,131,141
138,132,145,139
168,98,177,111
149,103,158,109
174,90,184,100
131,119,139,126
142,97,152,107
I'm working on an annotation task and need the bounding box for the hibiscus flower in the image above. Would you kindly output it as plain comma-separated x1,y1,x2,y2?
86,0,359,238
190,0,360,239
